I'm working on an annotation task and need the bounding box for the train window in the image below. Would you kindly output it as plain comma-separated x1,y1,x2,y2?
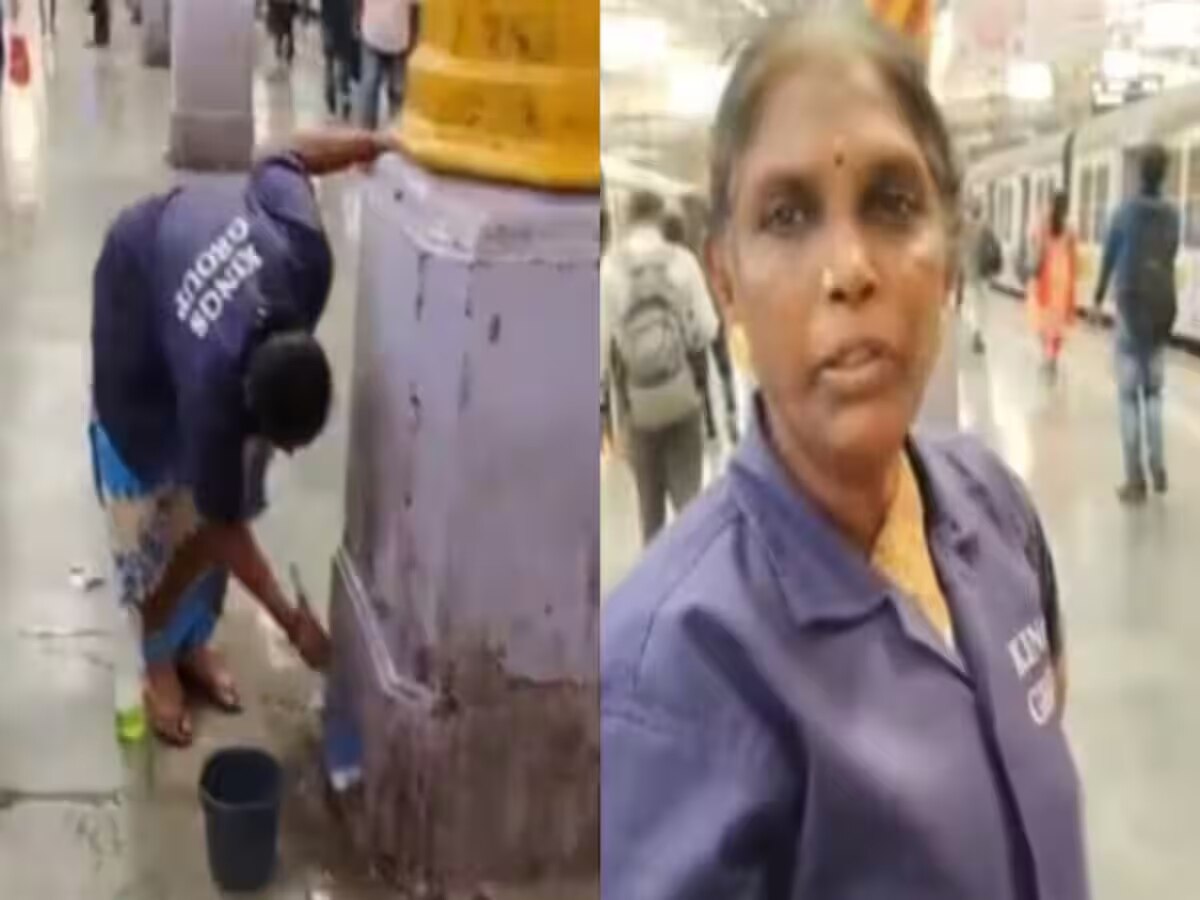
1040,175,1055,215
1079,166,1095,243
1019,175,1031,242
1010,184,1016,236
1093,165,1110,243
1186,145,1200,247
1001,184,1013,240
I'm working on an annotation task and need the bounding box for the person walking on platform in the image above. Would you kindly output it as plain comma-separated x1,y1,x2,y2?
90,128,397,746
602,10,1088,899
267,0,298,67
1027,191,1077,380
1094,143,1180,505
355,0,413,129
36,0,54,35
661,209,739,448
602,190,719,545
4,0,35,82
87,0,109,47
321,0,356,119
961,196,1002,354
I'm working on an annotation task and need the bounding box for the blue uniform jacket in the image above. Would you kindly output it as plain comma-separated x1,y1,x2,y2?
601,415,1089,900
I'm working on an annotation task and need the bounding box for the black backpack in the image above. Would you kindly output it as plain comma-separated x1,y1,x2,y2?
1123,198,1179,345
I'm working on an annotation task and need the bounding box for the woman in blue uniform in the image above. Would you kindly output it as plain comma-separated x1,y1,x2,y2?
601,9,1089,899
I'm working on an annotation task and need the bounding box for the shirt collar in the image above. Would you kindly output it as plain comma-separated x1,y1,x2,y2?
729,396,978,628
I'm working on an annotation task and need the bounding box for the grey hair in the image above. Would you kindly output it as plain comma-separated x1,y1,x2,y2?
708,6,961,248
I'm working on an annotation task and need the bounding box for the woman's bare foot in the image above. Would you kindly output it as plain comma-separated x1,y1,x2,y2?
144,660,193,747
178,644,242,713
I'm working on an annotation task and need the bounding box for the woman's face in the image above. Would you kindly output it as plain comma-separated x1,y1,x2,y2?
708,54,952,475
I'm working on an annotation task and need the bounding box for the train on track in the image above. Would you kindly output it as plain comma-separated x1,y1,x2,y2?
970,82,1200,344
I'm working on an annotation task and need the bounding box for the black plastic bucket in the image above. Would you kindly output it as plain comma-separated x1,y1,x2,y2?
199,747,283,892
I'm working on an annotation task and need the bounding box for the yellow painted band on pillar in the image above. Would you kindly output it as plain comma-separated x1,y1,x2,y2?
866,0,931,63
397,0,600,191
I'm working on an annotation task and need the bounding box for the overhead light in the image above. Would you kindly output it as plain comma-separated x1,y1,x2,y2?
928,5,954,98
736,0,769,15
1101,49,1141,81
1142,2,1200,49
1006,61,1054,103
667,62,731,119
601,15,669,74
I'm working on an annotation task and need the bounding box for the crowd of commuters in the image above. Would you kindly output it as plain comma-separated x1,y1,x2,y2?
267,0,417,127
601,189,737,545
28,0,419,129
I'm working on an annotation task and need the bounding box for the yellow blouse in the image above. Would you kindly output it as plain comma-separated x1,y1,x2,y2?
870,452,954,647
729,322,753,375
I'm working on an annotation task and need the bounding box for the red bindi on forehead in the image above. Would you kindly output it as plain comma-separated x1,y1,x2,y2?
739,61,932,189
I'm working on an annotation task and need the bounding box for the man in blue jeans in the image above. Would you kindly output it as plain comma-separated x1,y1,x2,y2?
1095,144,1180,504
321,0,356,120
355,0,415,129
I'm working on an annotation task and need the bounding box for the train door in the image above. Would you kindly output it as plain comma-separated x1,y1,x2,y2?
1121,148,1139,200
998,179,1014,261
1036,168,1056,222
1080,164,1099,247
1165,144,1184,210
1019,174,1032,244
1082,153,1117,301
1093,160,1112,243
1177,138,1200,340
1074,158,1099,300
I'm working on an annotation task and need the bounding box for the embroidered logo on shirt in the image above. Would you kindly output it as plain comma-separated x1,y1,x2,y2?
1026,666,1057,726
173,216,263,339
1007,618,1055,726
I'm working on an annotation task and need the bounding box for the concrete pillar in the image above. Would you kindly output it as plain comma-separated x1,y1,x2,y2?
168,0,254,170
325,0,600,893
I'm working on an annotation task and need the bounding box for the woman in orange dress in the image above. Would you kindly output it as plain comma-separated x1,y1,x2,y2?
1027,191,1078,377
